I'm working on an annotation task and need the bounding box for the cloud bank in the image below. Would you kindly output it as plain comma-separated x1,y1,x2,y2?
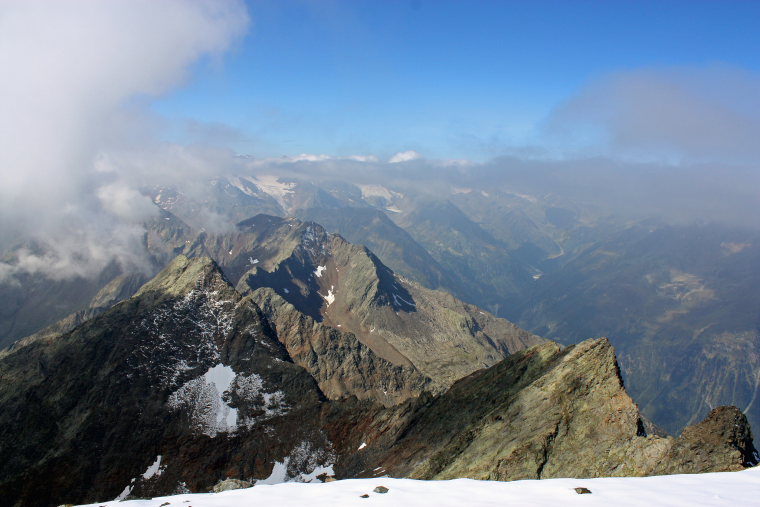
0,0,248,279
544,66,760,164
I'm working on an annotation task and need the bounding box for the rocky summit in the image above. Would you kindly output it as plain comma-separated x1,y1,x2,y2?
0,220,756,507
186,214,544,395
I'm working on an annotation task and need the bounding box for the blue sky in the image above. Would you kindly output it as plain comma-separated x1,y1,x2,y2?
152,0,760,161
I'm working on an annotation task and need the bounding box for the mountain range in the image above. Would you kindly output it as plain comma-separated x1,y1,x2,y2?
0,210,757,506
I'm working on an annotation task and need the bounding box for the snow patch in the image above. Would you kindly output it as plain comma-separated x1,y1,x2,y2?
393,293,415,309
142,455,164,480
314,265,326,278
227,176,259,197
283,288,289,294
249,175,295,197
322,286,335,306
114,484,132,502
234,373,288,419
257,441,336,485
301,464,335,483
258,460,290,485
248,175,296,208
130,287,237,388
167,364,238,436
357,184,402,201
721,241,751,255
114,455,165,502
249,257,259,265
168,367,288,436
301,225,328,259
513,191,538,203
358,442,367,450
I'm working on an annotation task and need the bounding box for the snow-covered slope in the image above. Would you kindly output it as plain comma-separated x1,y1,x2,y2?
77,467,760,507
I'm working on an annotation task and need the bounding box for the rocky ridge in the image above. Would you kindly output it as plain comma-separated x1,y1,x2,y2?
338,339,757,481
187,214,543,393
0,216,757,507
0,256,332,506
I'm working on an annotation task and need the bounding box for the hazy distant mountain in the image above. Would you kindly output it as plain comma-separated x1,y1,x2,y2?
516,223,760,434
296,206,458,293
392,199,534,312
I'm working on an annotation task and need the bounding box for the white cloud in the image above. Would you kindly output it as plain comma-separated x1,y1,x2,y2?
389,150,423,163
269,153,379,163
0,0,249,279
544,66,760,163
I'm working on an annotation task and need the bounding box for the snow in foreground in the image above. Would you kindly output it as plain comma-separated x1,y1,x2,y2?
78,467,760,507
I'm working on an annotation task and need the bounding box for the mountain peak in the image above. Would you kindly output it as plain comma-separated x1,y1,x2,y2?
134,255,229,302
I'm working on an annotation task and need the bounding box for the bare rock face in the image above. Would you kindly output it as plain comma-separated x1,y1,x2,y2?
342,338,757,481
201,214,544,393
249,287,431,405
652,406,758,474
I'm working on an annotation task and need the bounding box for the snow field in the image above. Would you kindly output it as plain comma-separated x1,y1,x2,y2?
78,467,760,507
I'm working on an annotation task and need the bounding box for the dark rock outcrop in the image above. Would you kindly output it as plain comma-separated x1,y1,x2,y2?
0,256,332,506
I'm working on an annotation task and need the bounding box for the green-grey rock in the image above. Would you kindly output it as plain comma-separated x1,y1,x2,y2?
212,478,253,492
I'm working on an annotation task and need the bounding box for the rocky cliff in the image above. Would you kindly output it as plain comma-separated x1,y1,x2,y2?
338,339,757,481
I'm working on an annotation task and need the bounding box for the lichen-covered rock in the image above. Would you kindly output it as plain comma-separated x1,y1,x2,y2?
652,406,758,474
343,338,758,481
212,478,253,492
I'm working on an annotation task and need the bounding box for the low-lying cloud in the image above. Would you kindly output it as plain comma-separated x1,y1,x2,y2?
0,0,248,280
544,66,760,164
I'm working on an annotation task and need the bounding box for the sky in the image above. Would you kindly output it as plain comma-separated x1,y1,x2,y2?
1,0,760,281
152,0,760,161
